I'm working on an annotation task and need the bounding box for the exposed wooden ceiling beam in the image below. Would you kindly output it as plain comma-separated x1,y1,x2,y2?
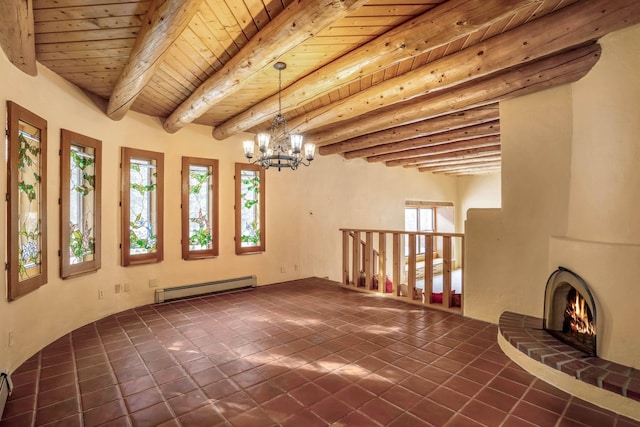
305,42,601,146
162,0,368,134
387,146,502,167
344,121,500,160
411,154,502,169
318,105,499,155
368,135,501,163
211,0,537,140
421,160,502,173
0,0,37,76
443,166,502,176
106,0,203,120
288,0,639,138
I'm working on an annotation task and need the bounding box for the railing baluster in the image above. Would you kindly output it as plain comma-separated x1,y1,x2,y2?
425,235,434,304
378,233,386,293
443,235,452,308
365,232,373,290
408,233,417,300
353,231,361,287
392,233,401,297
460,236,464,309
342,230,350,285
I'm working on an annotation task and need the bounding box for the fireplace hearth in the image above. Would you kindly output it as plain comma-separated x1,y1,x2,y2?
543,267,597,356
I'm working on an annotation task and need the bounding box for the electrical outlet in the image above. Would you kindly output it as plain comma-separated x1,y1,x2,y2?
98,289,104,300
294,264,298,271
114,284,121,294
148,279,159,288
280,266,287,273
124,283,130,292
8,331,14,348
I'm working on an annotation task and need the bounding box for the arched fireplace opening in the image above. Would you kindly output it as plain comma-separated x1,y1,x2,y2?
543,267,597,356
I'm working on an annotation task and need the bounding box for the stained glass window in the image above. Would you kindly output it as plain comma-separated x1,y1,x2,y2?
181,157,219,259
61,130,101,278
122,148,164,266
7,101,48,300
235,163,265,254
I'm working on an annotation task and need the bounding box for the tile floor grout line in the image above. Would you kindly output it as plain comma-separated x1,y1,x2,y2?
2,279,638,427
70,330,85,427
94,317,131,427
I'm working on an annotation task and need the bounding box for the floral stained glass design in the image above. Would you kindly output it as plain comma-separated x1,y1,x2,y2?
188,165,213,250
17,126,42,281
61,129,101,278
129,159,158,254
240,169,261,248
68,146,96,264
7,102,47,300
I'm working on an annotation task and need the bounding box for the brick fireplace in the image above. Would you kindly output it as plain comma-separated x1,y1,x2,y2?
497,264,640,421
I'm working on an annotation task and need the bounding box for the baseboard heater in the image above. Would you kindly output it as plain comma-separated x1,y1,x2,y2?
155,275,257,303
0,371,12,420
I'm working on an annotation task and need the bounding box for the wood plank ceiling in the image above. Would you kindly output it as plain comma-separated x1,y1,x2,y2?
4,0,640,175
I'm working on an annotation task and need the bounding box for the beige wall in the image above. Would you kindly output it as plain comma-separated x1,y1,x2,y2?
568,25,640,244
456,173,501,231
464,84,573,322
465,24,640,368
0,52,460,373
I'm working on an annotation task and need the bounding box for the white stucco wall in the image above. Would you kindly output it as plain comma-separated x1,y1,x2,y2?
568,24,640,244
0,51,460,373
456,173,501,231
464,83,573,322
465,23,640,368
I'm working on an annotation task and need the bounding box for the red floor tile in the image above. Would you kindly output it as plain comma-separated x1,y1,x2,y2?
1,278,636,427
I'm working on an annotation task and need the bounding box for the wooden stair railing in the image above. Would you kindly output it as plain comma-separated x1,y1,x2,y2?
341,228,464,312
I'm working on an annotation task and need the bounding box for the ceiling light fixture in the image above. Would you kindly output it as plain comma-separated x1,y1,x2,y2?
242,62,315,171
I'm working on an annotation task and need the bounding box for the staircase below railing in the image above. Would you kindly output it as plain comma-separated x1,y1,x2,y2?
341,228,464,312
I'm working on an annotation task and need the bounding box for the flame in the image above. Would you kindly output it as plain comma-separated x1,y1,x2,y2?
566,291,596,335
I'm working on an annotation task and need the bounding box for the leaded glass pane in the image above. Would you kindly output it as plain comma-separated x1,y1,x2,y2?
188,164,213,250
240,169,261,248
69,145,96,264
129,158,157,254
17,123,42,281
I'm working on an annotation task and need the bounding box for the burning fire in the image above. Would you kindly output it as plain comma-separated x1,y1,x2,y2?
566,292,596,335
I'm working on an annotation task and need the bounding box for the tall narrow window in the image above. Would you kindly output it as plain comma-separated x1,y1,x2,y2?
122,148,164,266
6,101,48,300
182,157,219,260
60,130,102,278
235,163,265,255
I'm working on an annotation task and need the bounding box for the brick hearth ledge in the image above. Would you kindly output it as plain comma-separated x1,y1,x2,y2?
498,311,640,422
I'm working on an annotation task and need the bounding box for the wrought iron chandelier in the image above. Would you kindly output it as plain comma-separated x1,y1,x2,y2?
242,62,315,171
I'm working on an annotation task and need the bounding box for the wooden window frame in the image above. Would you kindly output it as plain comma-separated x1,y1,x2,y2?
6,101,48,300
181,156,219,260
405,201,455,257
235,163,265,255
60,129,102,278
121,147,164,266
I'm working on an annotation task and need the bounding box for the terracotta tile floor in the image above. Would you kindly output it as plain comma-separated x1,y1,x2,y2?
2,278,639,427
